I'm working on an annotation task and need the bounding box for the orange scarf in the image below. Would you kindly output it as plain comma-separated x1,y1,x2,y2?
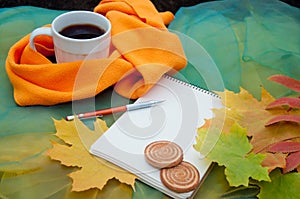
5,0,186,106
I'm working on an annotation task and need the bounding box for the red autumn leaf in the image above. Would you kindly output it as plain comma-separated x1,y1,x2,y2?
268,142,300,153
265,115,300,126
268,75,300,92
283,151,300,173
266,97,300,110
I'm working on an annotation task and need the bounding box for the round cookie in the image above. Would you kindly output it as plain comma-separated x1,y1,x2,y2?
160,161,200,193
144,141,183,169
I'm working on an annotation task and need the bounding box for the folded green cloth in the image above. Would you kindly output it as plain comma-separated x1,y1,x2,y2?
170,0,300,99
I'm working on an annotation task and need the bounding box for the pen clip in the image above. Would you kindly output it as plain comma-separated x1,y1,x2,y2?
80,114,103,120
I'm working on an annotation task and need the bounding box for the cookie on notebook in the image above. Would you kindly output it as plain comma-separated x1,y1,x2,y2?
144,141,183,169
160,161,200,193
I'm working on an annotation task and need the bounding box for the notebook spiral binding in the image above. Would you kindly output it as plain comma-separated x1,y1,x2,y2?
163,74,220,99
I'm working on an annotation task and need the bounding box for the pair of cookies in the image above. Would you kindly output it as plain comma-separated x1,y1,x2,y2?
144,141,200,193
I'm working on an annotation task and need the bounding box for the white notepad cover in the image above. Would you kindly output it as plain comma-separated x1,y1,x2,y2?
90,75,222,199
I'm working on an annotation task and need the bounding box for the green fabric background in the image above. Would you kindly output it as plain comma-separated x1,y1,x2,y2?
0,6,67,136
170,0,300,100
0,0,299,198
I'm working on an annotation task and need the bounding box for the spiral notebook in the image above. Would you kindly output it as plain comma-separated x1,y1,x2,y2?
90,75,222,199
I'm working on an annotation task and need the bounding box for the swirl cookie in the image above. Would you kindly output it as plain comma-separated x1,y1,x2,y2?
144,141,183,169
160,161,200,193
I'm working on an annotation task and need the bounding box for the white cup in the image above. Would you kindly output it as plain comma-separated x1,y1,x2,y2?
29,11,111,63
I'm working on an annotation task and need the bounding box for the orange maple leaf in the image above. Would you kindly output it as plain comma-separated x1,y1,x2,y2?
217,88,300,154
211,87,300,172
47,118,137,192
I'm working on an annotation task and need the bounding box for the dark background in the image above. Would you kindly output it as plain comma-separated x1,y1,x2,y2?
0,0,299,13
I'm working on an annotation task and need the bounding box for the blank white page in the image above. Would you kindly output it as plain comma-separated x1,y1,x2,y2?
90,75,222,199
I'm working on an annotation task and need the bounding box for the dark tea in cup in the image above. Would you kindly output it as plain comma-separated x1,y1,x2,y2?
29,11,111,63
59,24,106,39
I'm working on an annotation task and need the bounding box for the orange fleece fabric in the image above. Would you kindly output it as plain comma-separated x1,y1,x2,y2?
5,0,186,106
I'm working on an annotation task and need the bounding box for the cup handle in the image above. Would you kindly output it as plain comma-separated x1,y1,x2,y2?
29,27,52,51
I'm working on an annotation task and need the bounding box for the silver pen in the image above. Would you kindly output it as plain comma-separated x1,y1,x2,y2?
66,100,164,121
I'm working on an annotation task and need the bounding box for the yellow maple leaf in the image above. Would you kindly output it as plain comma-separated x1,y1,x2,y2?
47,118,137,192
